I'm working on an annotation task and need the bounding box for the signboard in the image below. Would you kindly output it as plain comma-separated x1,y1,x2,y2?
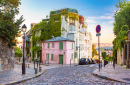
96,25,101,33
96,33,101,36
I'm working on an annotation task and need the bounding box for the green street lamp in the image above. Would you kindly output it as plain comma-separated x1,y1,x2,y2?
22,24,27,74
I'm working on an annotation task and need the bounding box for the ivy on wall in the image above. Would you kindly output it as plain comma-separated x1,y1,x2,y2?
30,8,79,59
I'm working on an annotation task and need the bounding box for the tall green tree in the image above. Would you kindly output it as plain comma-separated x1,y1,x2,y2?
113,0,130,58
0,0,24,47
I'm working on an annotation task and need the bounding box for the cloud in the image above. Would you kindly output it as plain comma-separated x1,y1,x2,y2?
108,20,114,24
86,19,98,23
99,16,113,19
87,15,114,20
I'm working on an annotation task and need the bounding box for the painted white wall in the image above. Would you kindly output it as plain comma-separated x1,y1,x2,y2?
61,15,92,63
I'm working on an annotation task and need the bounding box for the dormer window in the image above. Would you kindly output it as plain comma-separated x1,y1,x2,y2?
69,18,75,25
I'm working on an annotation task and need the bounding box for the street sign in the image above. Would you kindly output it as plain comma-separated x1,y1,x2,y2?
96,25,101,33
96,33,101,36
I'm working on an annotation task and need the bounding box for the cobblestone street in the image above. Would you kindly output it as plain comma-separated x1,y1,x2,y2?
19,64,125,85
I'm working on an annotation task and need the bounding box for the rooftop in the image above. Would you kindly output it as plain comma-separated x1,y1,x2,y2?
43,36,75,42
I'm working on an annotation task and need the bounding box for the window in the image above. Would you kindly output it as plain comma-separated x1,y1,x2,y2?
69,18,75,25
48,43,50,48
51,54,53,60
72,43,73,49
71,54,73,59
52,43,54,47
48,53,49,59
59,42,63,49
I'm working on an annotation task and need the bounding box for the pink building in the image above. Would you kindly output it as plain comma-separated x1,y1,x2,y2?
42,37,75,64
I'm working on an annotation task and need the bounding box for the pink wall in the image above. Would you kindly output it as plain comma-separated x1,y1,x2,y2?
42,41,74,64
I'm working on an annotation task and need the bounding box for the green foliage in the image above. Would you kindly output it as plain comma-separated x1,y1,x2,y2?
113,0,130,58
14,47,22,57
0,0,24,47
121,64,124,66
102,52,106,60
32,46,41,53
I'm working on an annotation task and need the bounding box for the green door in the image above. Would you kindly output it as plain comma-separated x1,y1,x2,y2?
59,55,63,64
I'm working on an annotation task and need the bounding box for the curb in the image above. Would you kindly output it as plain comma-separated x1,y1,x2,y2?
92,70,130,84
4,70,46,85
92,73,125,83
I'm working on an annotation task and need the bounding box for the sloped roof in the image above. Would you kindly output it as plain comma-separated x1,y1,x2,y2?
43,36,75,42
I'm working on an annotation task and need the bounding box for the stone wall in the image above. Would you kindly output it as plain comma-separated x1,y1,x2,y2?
0,39,14,70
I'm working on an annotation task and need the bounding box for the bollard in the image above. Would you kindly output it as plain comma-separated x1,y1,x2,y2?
26,64,28,67
101,60,102,69
48,59,49,65
70,59,71,66
35,68,38,74
39,60,40,67
113,59,115,68
39,67,42,72
28,64,30,68
34,61,35,69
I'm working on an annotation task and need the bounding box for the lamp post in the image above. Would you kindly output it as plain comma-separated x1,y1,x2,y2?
22,24,27,74
19,51,20,62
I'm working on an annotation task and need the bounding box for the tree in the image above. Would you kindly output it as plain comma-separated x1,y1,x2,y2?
0,0,24,47
102,52,106,60
92,44,98,57
113,0,130,58
14,47,22,62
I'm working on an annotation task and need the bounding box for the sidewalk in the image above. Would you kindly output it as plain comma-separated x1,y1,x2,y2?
0,61,68,85
93,63,130,84
0,61,75,85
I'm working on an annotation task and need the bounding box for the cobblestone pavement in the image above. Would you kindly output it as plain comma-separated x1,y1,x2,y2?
0,62,62,84
18,64,126,85
93,63,130,84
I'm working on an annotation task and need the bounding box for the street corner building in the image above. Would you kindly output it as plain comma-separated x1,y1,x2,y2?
28,8,92,64
42,37,75,64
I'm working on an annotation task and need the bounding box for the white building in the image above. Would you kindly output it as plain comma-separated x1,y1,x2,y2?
58,9,92,63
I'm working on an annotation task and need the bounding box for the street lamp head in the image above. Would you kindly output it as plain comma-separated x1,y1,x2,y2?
22,24,27,33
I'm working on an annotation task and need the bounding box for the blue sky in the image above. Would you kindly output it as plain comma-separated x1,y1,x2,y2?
16,0,119,43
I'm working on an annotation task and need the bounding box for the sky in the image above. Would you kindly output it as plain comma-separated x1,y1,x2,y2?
16,0,118,43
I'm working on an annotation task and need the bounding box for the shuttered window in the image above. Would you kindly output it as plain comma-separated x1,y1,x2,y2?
59,42,63,49
72,43,73,49
51,54,53,60
48,43,50,48
71,54,73,59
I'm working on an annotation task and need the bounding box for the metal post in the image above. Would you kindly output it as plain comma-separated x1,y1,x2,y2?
70,59,71,66
79,46,80,61
34,61,35,69
37,61,38,68
101,60,102,69
113,59,115,68
48,59,49,65
98,36,100,72
22,33,26,74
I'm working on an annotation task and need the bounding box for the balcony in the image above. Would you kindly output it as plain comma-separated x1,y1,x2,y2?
68,25,76,33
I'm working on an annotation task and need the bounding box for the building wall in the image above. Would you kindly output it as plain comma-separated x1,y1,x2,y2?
61,15,92,63
0,39,14,70
42,41,74,64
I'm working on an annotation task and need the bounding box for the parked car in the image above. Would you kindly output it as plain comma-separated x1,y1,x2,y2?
90,58,96,64
87,58,92,64
79,58,88,65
